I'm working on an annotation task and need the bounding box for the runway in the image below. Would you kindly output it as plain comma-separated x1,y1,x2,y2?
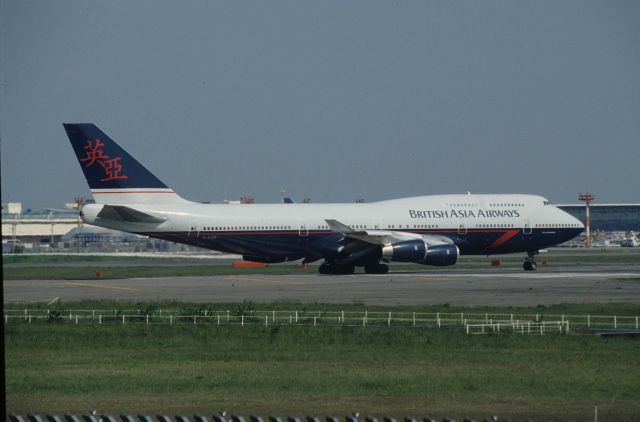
5,265,640,306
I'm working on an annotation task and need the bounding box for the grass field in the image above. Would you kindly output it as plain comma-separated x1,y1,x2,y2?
3,254,173,264
4,248,640,280
4,251,640,419
5,302,640,421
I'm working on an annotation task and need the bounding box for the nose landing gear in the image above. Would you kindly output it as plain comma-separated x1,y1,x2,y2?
523,251,538,271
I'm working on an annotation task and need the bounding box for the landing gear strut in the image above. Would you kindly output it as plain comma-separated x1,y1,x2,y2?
523,251,538,271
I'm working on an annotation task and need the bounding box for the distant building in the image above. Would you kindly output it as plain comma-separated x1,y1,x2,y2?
557,204,640,232
1,208,209,254
224,196,256,205
63,226,139,243
2,211,79,247
2,202,23,214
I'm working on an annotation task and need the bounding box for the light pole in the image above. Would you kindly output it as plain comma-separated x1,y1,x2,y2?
578,192,595,247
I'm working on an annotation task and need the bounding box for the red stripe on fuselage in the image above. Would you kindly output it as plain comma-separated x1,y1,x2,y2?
489,229,520,248
92,190,176,195
147,228,519,237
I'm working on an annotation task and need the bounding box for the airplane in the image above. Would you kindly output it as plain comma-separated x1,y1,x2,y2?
64,123,584,274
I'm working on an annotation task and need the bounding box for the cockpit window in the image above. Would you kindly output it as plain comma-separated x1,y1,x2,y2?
543,200,550,205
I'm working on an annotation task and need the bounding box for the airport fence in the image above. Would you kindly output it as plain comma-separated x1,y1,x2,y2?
8,412,512,422
4,308,639,333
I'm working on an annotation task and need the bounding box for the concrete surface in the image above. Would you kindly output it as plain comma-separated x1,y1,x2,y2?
5,265,640,306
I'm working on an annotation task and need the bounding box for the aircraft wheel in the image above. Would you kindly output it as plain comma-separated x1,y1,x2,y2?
377,263,389,274
319,263,355,275
318,263,332,274
336,265,355,275
523,261,537,271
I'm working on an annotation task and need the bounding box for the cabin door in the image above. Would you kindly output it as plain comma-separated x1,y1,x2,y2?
188,220,199,237
298,219,308,237
523,218,532,235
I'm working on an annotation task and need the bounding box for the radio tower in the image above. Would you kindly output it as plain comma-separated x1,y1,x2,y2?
578,192,595,247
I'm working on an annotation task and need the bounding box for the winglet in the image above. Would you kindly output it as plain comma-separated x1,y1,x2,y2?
325,219,354,234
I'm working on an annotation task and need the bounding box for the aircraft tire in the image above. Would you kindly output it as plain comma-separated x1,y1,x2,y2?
319,263,355,275
335,265,355,275
523,261,537,271
318,263,332,274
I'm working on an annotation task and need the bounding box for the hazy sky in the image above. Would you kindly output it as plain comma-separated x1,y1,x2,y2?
1,1,639,210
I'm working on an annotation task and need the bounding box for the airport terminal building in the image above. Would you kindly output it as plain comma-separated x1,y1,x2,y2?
557,204,640,232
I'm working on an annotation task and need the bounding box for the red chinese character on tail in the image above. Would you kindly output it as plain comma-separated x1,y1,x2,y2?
80,139,109,167
80,138,128,181
98,157,128,181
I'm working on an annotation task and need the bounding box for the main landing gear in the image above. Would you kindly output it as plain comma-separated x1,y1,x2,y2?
523,251,538,271
319,262,355,275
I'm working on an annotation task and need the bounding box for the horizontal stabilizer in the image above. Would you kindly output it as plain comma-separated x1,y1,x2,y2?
96,205,166,223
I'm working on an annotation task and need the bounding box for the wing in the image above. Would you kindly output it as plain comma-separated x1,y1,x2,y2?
325,219,455,247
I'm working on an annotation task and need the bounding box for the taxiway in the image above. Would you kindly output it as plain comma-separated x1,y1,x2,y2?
5,265,640,306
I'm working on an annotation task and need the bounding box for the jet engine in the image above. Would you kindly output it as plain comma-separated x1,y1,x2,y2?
381,240,459,266
423,244,459,266
381,240,427,262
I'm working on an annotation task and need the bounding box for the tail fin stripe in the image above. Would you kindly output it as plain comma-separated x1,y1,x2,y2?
91,189,176,195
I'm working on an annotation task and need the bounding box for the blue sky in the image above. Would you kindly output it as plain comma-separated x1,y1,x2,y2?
1,1,639,210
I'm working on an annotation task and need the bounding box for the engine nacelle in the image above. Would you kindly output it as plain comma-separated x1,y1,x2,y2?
381,240,427,262
382,241,459,266
423,244,459,266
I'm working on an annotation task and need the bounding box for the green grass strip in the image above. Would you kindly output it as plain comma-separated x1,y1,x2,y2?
5,323,640,420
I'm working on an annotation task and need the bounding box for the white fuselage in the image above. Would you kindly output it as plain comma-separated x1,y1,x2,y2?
81,193,584,259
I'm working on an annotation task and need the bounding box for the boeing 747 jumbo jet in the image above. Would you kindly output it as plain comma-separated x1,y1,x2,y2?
64,124,584,274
